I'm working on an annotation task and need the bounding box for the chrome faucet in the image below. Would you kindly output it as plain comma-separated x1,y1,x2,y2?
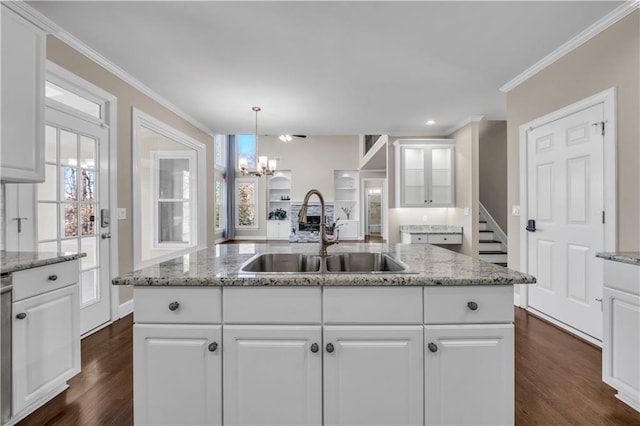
298,189,338,255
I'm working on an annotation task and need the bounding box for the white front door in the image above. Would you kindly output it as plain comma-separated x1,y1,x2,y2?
526,103,605,340
37,107,111,335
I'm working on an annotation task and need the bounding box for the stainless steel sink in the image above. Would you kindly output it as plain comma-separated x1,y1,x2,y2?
240,253,322,273
240,252,409,274
325,252,408,273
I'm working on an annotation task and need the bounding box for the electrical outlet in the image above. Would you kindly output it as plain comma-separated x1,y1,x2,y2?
463,207,470,216
117,208,127,220
422,215,428,222
512,205,521,216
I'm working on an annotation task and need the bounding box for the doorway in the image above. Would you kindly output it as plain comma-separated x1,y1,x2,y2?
362,179,385,242
520,89,616,344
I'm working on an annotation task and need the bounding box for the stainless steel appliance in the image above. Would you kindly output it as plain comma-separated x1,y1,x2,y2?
1,274,11,425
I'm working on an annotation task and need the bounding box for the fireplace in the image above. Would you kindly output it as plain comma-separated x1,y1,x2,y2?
298,216,321,232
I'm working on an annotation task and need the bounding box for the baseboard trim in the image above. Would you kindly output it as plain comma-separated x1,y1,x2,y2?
214,237,227,244
527,307,602,348
232,236,267,241
119,299,134,318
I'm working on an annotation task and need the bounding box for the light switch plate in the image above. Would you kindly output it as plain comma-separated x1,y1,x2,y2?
117,208,127,220
463,207,470,216
512,205,521,216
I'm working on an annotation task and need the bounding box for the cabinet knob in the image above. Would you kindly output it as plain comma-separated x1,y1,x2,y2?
467,301,478,311
16,313,27,320
168,301,180,311
310,343,319,353
208,342,218,352
326,343,335,353
48,274,58,281
427,342,438,353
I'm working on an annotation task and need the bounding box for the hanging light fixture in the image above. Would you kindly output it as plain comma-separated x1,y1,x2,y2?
238,106,276,177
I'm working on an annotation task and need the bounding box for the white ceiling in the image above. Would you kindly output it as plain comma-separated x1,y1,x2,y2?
28,1,622,136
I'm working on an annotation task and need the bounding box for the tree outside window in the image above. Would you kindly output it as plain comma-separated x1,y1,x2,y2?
236,178,258,228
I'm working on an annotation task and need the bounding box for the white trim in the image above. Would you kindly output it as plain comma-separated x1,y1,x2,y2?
214,176,226,232
479,201,507,248
132,108,207,270
4,1,214,137
359,134,388,170
518,87,617,324
118,298,134,318
500,1,640,93
513,291,521,307
445,115,484,135
527,307,603,347
214,237,227,244
232,236,267,241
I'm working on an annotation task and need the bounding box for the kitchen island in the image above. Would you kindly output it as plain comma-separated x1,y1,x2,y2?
113,243,535,426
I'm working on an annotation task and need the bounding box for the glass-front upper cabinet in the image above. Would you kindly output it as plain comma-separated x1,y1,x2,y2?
394,139,455,208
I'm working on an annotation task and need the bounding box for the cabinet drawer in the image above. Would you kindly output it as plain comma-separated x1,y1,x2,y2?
604,261,640,296
324,287,423,324
428,234,462,245
134,287,221,324
424,286,513,324
12,260,79,302
410,234,429,244
223,287,321,324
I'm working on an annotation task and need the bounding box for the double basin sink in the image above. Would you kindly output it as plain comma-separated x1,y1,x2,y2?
240,252,409,274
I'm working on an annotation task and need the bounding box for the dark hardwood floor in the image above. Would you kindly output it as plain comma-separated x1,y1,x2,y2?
17,308,640,425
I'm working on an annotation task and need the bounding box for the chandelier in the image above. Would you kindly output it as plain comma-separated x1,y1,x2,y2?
238,106,276,177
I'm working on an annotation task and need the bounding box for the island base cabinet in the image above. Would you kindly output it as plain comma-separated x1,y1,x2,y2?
323,326,424,426
12,284,80,415
223,326,322,426
424,324,514,426
133,324,222,426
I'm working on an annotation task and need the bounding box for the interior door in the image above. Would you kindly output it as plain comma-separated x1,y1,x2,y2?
526,103,605,340
37,107,111,335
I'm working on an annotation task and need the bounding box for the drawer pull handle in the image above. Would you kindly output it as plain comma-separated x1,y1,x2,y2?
427,342,438,353
168,301,180,311
467,301,478,311
48,274,58,281
208,342,218,352
310,343,319,353
16,313,27,320
326,343,335,353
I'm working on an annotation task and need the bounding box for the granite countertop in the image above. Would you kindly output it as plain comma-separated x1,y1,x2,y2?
112,243,535,287
399,225,463,234
1,251,86,274
596,252,640,266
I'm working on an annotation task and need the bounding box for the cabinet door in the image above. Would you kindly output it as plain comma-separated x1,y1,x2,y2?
134,324,222,426
428,146,454,207
401,147,427,206
223,325,322,426
324,326,423,426
12,284,80,415
603,287,640,402
1,6,45,182
424,324,513,426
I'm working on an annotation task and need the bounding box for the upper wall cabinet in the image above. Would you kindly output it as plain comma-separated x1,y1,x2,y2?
1,6,46,182
394,139,455,208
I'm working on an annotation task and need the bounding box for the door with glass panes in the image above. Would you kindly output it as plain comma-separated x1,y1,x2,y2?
37,107,110,335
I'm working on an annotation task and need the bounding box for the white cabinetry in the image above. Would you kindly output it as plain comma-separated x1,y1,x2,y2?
134,324,222,426
223,326,322,425
323,326,423,426
602,260,640,412
1,5,46,182
133,287,223,426
401,232,462,245
394,140,455,208
11,260,81,419
334,170,360,239
267,171,292,240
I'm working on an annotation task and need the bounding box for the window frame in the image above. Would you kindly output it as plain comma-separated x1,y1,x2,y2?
214,176,226,232
214,134,226,171
237,134,257,170
235,177,259,229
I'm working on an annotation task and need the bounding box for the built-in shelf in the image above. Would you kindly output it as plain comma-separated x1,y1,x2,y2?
334,170,360,239
267,171,292,240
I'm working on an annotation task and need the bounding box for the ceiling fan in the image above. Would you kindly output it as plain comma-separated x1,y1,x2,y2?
278,134,307,142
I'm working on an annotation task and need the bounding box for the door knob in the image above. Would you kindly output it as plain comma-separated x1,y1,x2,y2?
526,219,536,232
16,313,27,320
101,232,112,239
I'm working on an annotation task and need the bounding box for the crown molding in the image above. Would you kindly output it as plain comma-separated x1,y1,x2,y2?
446,115,484,135
4,1,215,136
500,1,640,93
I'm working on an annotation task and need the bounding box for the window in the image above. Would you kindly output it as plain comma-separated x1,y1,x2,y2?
237,134,256,169
214,134,226,169
133,108,206,268
46,80,103,120
152,152,197,247
236,177,258,228
214,177,225,231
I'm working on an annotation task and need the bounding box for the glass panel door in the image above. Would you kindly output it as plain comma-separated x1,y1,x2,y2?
429,147,453,205
402,147,426,205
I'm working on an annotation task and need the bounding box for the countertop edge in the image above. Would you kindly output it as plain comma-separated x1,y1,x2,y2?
1,252,86,274
596,252,640,266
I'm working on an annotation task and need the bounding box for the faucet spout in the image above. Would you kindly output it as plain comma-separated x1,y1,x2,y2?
298,189,339,256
